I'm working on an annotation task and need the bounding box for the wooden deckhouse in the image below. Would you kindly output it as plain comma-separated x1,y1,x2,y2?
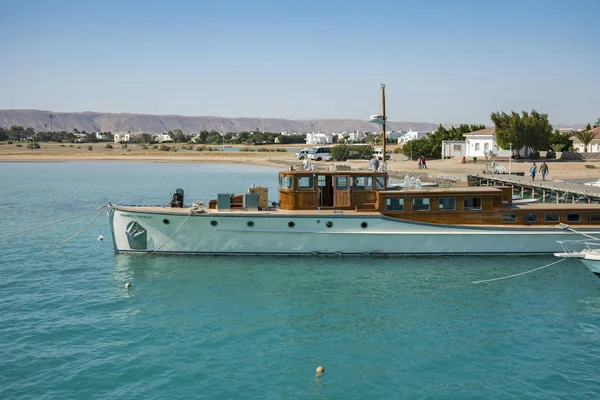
277,169,600,227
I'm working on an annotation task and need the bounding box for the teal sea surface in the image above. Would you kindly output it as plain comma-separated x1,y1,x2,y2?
1,162,600,399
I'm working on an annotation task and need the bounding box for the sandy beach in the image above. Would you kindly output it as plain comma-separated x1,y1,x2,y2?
1,142,597,183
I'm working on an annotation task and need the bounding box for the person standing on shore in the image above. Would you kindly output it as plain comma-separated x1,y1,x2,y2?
422,156,427,169
529,162,538,182
539,162,549,181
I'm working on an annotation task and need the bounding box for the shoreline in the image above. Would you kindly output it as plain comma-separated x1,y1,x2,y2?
2,143,600,182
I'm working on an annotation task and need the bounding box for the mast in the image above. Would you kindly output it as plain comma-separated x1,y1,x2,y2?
381,83,387,162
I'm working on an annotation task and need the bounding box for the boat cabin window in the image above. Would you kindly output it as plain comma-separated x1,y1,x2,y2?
280,175,293,190
318,175,327,187
298,176,314,190
375,176,385,190
502,213,517,222
524,213,538,223
336,176,349,189
386,198,404,211
464,197,482,211
566,213,581,222
544,213,560,223
355,176,372,190
438,197,456,211
588,213,600,223
413,198,430,211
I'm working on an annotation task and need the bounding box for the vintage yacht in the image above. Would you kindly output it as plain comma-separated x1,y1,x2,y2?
108,85,600,256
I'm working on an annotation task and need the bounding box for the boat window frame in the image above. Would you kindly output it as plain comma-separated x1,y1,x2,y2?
280,175,294,190
566,213,581,222
355,176,373,191
317,175,327,187
502,213,517,222
336,176,349,190
438,197,456,211
523,213,538,223
386,197,404,211
587,213,600,223
464,197,482,211
544,213,560,223
297,175,314,190
412,197,430,212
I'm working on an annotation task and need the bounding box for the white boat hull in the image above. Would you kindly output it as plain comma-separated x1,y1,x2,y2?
109,208,600,256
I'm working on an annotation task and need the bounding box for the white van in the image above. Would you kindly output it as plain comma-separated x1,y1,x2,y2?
308,146,333,161
373,148,391,161
295,147,312,160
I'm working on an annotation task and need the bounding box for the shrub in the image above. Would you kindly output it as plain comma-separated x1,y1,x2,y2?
88,145,93,151
105,143,113,149
6,140,13,144
26,143,41,149
69,144,73,147
60,144,66,147
153,145,158,149
15,144,22,147
77,146,81,149
196,146,206,151
159,144,171,151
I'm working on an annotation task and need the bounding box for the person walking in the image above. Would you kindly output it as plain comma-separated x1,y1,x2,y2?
529,162,538,182
539,161,549,181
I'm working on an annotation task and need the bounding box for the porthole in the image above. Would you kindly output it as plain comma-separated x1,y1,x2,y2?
288,221,295,228
316,220,321,223
361,222,368,229
325,221,333,228
210,220,218,227
163,219,170,225
247,221,254,227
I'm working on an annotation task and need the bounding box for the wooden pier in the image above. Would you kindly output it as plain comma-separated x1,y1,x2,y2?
467,174,600,203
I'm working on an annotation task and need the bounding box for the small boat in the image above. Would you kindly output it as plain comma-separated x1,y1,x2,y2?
555,235,600,277
108,85,600,256
584,179,600,187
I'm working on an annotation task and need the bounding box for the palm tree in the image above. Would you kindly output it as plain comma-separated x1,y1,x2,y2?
49,113,53,133
576,130,596,153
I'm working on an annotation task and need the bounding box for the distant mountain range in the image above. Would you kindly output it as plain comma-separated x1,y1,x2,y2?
0,109,585,134
0,109,442,134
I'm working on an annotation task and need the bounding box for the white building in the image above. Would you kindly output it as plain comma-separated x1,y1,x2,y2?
571,127,600,152
441,140,467,159
114,132,131,143
306,132,333,145
464,127,513,158
397,129,428,144
153,133,173,143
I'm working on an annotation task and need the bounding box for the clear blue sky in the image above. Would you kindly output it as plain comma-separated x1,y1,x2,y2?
1,0,598,125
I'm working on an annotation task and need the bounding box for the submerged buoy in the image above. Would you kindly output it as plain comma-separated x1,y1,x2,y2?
98,234,104,241
125,282,131,289
316,366,324,374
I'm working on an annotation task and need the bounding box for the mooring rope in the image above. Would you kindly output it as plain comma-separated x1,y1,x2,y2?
44,206,108,247
0,206,108,240
140,213,192,262
472,258,567,284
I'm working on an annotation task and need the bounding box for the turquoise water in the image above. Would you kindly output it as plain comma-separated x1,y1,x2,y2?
1,162,600,399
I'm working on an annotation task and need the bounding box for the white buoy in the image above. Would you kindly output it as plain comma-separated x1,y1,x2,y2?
316,366,324,374
98,234,104,241
125,282,131,288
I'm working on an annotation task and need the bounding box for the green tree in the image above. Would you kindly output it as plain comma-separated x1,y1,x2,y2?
576,130,596,152
549,129,572,151
0,127,7,141
491,110,553,153
594,118,600,128
586,123,592,131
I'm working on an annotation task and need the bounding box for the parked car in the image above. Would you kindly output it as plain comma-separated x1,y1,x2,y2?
373,148,391,161
295,147,312,160
308,146,333,161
